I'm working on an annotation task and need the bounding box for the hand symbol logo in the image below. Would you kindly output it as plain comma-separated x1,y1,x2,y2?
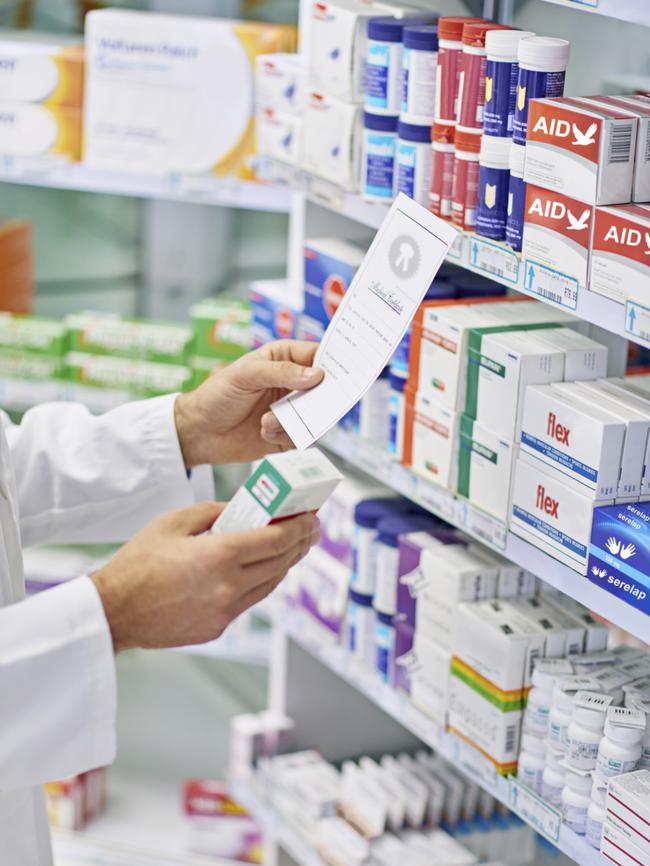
620,543,636,560
605,537,621,555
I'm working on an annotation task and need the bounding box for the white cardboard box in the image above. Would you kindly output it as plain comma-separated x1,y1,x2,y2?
256,53,305,115
590,204,650,305
457,415,516,523
301,89,362,189
601,817,649,866
402,389,460,490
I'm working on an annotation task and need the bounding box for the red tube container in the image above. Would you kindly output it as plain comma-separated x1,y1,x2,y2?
430,121,456,219
436,16,484,123
456,21,511,130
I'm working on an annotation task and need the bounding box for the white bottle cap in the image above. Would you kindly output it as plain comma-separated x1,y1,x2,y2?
480,133,511,168
532,658,574,692
572,692,611,731
565,767,592,794
522,732,545,756
604,706,647,744
518,36,571,73
485,29,536,62
509,142,526,177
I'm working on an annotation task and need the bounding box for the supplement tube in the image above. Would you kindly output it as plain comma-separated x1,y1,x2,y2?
456,21,511,131
483,28,535,137
436,16,484,123
430,120,456,219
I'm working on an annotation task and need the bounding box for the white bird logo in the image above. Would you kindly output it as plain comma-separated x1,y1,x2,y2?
572,122,598,146
566,208,591,231
645,232,650,255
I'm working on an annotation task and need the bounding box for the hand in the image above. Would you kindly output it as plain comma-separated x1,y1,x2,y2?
91,502,319,651
174,340,323,468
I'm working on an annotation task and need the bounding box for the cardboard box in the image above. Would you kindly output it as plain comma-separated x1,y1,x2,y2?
457,415,516,523
590,203,650,305
250,279,301,348
601,817,649,866
402,388,460,489
543,595,609,652
256,107,303,166
0,313,64,356
190,298,251,362
301,90,363,189
588,501,650,616
0,348,62,381
534,328,608,382
211,447,342,533
605,768,650,854
525,97,637,205
409,634,452,728
510,456,603,574
0,31,84,107
84,10,296,176
65,313,192,364
509,596,586,658
256,53,304,115
519,383,625,500
304,238,365,332
0,102,81,160
522,185,594,310
467,544,536,598
64,352,192,397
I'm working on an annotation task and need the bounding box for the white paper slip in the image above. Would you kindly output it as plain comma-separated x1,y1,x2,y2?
272,193,459,449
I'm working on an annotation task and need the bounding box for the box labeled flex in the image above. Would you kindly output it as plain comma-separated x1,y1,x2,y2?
522,185,594,311
525,97,637,205
590,204,650,305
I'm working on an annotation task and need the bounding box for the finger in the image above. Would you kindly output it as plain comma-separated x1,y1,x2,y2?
220,513,318,565
239,358,324,393
238,533,315,593
257,340,320,367
155,501,226,536
230,573,287,620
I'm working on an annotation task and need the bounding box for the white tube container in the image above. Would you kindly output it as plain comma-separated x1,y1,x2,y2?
483,29,535,138
585,774,608,849
566,692,612,771
396,119,433,207
512,36,570,146
541,746,566,807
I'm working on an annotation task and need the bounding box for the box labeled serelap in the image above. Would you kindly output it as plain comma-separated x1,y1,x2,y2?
211,448,342,533
65,313,192,365
522,185,594,311
0,31,84,107
304,238,366,333
525,97,637,205
590,203,650,306
588,502,650,616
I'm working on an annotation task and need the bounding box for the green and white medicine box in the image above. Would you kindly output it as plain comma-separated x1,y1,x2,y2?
64,352,192,397
0,349,63,381
65,313,193,364
190,298,251,362
0,313,65,356
212,448,343,533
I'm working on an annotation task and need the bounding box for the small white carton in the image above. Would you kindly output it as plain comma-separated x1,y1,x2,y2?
510,456,603,574
211,448,342,533
508,596,586,657
409,632,452,728
402,389,460,490
256,107,303,166
533,328,608,382
590,203,650,305
256,53,305,115
457,415,516,523
301,89,362,189
602,815,649,866
519,383,625,500
543,596,608,652
605,769,650,859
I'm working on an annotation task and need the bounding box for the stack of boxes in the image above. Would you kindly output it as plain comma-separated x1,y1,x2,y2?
0,218,34,313
0,30,84,162
255,53,305,170
189,297,251,388
602,769,650,864
0,312,65,383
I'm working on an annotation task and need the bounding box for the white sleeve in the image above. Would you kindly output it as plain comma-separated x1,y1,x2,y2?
0,576,116,789
4,394,214,547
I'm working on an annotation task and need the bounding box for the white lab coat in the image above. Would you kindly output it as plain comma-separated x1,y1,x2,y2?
0,394,213,865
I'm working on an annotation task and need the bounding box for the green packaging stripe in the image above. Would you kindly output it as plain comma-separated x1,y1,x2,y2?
0,350,62,381
451,661,524,713
64,353,191,398
245,461,291,516
191,297,252,361
0,314,65,356
457,415,474,498
65,315,193,364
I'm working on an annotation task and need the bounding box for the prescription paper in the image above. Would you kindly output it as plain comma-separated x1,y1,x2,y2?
273,193,459,449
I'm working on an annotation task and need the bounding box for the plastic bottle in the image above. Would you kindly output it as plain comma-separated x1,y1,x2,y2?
352,498,411,595
476,134,511,240
397,119,433,207
347,589,376,668
525,658,574,735
549,678,601,753
388,371,407,459
512,36,571,146
429,120,456,219
517,732,545,794
375,610,395,682
635,699,650,768
451,127,481,230
585,774,607,850
366,18,408,116
456,21,511,130
374,514,434,616
505,142,526,252
566,692,611,771
362,112,398,203
436,16,484,123
541,746,566,807
482,29,535,137
401,25,439,123
596,706,645,777
561,767,592,835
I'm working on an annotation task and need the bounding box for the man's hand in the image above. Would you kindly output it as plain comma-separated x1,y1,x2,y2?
91,502,319,652
174,340,323,468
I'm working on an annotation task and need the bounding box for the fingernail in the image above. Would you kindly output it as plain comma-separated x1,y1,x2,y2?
301,367,322,383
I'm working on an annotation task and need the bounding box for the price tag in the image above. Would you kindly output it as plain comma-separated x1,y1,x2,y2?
415,478,457,522
509,779,562,843
462,503,508,551
523,259,579,311
625,300,650,346
467,237,520,286
446,232,464,262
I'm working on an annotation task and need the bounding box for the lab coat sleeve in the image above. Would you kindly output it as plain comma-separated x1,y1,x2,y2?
0,576,116,790
4,394,214,547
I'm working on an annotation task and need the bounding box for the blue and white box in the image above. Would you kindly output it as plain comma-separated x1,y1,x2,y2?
250,279,302,348
304,237,365,331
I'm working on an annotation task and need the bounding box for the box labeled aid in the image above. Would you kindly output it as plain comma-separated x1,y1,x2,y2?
302,90,363,189
519,384,625,500
0,31,84,106
256,53,304,114
457,415,516,523
522,185,594,312
588,502,650,616
525,97,637,205
0,102,81,160
605,770,650,859
510,457,603,574
590,204,650,305
402,388,460,489
211,448,343,533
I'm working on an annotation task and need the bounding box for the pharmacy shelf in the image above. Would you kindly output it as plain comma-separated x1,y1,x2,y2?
323,427,649,643
0,157,291,213
536,0,650,27
235,605,604,866
173,627,270,666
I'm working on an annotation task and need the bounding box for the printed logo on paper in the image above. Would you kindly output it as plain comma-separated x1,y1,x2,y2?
388,235,421,279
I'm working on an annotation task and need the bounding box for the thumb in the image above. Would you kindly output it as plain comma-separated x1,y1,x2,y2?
157,501,226,536
240,359,324,392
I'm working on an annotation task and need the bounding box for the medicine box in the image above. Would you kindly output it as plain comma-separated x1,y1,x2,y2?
402,388,460,489
395,531,449,630
190,298,251,362
467,544,536,598
303,238,366,332
301,90,363,189
0,349,62,381
519,383,625,500
510,456,603,574
525,97,637,205
256,107,303,166
0,313,64,356
0,102,81,160
509,596,586,658
0,31,84,106
588,501,650,616
249,279,301,348
318,476,387,567
534,328,608,382
211,447,342,533
522,185,594,308
544,596,608,652
602,816,649,866
255,53,305,115
84,10,296,176
297,546,351,642
409,633,452,728
64,352,192,397
590,204,650,305
65,313,192,364
457,415,516,524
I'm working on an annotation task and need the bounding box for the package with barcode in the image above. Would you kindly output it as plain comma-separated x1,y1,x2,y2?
525,96,637,205
211,447,342,533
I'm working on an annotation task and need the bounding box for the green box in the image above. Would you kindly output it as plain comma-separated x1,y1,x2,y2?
65,313,193,364
0,349,63,381
0,313,65,356
190,297,251,362
64,352,192,398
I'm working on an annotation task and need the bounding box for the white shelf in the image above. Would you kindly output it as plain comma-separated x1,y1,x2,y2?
0,157,291,213
235,607,604,866
536,0,650,26
323,427,649,643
